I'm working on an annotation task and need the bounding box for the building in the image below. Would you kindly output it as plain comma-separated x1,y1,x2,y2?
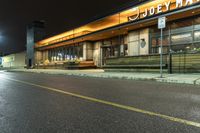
0,52,3,67
1,51,26,68
27,21,45,68
34,0,200,73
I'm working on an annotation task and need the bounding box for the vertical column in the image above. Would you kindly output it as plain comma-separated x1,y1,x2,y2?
139,28,149,55
83,43,87,61
52,50,55,62
48,50,51,62
128,31,140,56
69,46,72,60
93,41,102,67
62,47,64,61
55,49,57,61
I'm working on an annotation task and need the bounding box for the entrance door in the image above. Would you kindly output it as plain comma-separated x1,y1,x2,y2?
102,47,111,65
101,45,120,65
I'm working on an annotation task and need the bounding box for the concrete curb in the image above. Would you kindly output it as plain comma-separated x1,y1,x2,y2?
6,69,200,86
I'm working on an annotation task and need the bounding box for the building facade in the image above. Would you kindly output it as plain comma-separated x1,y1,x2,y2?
1,52,26,68
34,0,200,73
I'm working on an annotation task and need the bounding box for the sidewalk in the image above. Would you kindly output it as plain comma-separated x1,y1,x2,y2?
7,69,200,86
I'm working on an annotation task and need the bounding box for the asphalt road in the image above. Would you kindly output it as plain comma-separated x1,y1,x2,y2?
0,71,200,133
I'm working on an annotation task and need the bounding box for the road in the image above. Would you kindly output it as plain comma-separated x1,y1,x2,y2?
0,71,200,133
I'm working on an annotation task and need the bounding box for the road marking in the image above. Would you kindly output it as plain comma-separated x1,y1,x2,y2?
4,77,200,128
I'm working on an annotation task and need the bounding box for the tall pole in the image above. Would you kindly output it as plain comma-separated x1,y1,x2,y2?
160,28,163,78
158,16,166,78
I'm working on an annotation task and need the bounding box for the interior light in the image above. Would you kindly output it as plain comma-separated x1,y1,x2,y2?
130,7,139,12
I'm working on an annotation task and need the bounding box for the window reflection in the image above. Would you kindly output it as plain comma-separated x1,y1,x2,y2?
150,16,200,54
48,44,84,63
194,31,200,41
171,33,192,44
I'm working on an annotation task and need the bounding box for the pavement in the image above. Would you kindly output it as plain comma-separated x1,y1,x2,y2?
7,68,200,85
0,72,200,133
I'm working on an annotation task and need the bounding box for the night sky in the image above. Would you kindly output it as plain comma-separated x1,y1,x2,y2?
0,0,135,54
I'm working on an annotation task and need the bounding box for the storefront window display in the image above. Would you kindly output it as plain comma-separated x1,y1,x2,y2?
102,36,125,58
194,31,200,41
48,44,83,62
171,32,193,44
150,16,200,54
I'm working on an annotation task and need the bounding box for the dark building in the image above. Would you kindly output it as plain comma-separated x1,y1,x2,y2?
32,0,200,73
26,21,45,68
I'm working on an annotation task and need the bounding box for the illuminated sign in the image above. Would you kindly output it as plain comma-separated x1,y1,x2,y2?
3,56,14,63
128,0,200,21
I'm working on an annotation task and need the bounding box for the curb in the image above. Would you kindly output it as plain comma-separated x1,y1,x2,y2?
6,69,200,86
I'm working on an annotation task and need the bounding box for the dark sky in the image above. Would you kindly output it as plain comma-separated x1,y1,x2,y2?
0,0,135,54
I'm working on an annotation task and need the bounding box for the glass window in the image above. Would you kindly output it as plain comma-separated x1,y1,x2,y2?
171,32,192,44
194,17,200,29
114,46,119,57
158,36,170,46
78,45,83,58
193,43,200,53
170,44,195,53
151,37,157,47
151,36,169,47
194,31,200,41
124,44,128,56
151,47,168,54
170,19,193,34
150,17,200,54
150,26,169,36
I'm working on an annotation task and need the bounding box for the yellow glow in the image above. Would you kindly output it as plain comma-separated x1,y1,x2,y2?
36,0,199,48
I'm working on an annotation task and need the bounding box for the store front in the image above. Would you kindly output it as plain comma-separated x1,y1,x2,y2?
33,0,200,72
150,16,200,54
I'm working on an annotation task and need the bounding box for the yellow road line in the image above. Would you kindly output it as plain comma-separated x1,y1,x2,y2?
4,77,200,128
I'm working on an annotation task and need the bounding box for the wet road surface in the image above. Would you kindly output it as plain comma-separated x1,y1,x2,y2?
0,71,200,133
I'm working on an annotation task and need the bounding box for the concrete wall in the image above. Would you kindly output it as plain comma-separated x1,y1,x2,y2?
42,50,48,62
83,42,93,61
34,51,43,65
140,28,149,55
128,31,140,56
128,28,149,56
93,41,102,67
2,52,26,68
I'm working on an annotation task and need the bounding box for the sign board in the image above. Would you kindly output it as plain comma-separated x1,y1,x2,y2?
3,56,14,63
129,0,200,22
158,17,166,29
